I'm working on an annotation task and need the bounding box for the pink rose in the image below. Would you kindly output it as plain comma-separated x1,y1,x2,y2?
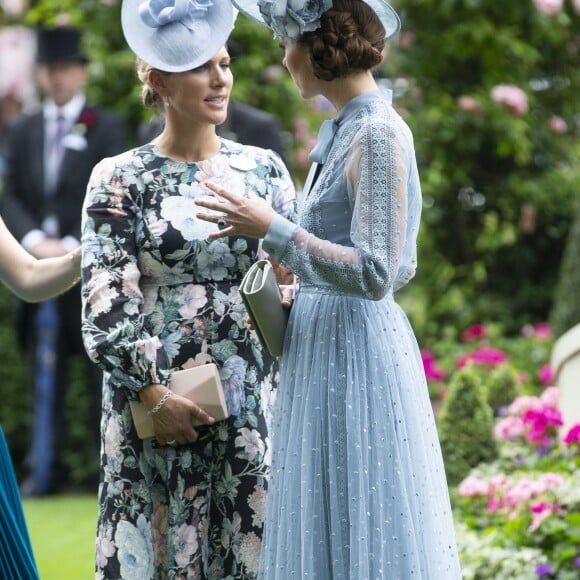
461,324,486,342
494,416,526,440
532,0,563,15
508,395,543,416
421,349,447,382
564,424,580,446
458,475,489,497
457,347,508,368
458,96,481,112
534,322,552,339
549,115,568,133
540,386,558,407
490,84,529,116
538,364,554,386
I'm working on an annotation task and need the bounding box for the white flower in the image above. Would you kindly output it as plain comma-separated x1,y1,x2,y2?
115,515,154,579
95,526,116,569
235,428,265,461
178,284,208,318
136,335,163,363
174,523,199,568
239,531,262,575
247,486,267,528
88,267,118,317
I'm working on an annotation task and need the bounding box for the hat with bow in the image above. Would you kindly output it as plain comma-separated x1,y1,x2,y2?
231,0,400,42
121,0,235,72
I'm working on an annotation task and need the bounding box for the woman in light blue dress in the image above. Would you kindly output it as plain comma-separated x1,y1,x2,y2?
0,215,81,580
197,0,462,577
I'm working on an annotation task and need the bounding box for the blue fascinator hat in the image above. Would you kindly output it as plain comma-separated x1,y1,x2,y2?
231,0,400,41
121,0,235,72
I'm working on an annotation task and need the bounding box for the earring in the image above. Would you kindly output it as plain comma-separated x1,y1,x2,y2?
163,96,170,108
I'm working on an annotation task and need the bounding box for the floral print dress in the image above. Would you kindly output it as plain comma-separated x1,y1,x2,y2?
80,139,296,580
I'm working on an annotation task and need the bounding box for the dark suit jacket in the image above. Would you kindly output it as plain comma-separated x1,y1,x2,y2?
0,103,129,348
138,100,288,167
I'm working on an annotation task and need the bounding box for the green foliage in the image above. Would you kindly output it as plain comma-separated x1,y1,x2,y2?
485,363,521,416
551,199,580,338
392,0,580,338
0,285,32,465
0,285,98,485
438,364,498,484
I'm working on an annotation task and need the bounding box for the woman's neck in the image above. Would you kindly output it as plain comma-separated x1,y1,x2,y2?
155,118,220,162
323,71,378,112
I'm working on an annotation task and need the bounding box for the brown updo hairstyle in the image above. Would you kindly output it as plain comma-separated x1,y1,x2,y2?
298,0,385,81
135,58,170,110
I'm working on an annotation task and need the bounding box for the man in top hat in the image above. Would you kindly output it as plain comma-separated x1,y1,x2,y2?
0,25,129,496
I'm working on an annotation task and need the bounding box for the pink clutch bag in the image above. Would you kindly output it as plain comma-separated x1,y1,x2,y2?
129,363,229,439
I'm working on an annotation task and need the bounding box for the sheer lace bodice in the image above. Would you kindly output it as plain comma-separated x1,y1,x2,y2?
264,90,420,298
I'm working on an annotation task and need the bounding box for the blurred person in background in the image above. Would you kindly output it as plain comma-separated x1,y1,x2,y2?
0,25,37,177
0,24,129,496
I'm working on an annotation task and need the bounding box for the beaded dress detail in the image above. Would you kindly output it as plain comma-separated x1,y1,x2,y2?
260,91,462,579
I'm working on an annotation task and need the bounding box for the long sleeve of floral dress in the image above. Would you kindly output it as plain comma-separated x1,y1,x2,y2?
81,142,296,395
263,91,420,300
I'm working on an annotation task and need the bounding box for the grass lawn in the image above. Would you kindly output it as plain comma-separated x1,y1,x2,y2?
23,494,97,580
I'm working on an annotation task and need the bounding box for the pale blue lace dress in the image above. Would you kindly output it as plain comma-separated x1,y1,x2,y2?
259,91,462,579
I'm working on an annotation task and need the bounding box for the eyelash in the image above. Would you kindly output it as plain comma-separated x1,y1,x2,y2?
193,62,231,73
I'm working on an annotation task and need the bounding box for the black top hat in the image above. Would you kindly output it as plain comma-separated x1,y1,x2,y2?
36,26,88,64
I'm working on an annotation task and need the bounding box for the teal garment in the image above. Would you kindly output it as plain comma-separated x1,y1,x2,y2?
0,427,39,580
260,91,462,578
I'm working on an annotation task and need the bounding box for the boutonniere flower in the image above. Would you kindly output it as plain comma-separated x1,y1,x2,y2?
63,109,97,151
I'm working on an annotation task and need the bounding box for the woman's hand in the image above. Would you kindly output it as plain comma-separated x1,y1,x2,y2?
139,384,215,447
279,284,294,309
195,181,277,240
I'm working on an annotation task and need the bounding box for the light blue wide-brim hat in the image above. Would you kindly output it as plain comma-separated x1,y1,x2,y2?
122,0,235,72
231,0,400,42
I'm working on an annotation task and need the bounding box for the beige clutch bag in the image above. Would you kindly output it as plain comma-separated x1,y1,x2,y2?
129,363,229,439
239,259,289,358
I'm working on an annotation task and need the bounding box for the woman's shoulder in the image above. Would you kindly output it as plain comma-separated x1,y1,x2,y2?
89,144,155,183
219,138,288,174
357,93,414,142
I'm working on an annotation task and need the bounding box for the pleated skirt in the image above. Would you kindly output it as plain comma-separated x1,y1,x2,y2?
0,427,39,580
259,289,462,579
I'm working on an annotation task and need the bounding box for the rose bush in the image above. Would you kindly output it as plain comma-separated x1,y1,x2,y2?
425,322,580,578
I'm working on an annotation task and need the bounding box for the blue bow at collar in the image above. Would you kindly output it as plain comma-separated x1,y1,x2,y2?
139,0,211,30
308,119,339,165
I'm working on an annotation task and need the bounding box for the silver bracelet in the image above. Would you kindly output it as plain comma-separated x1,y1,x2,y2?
147,389,173,416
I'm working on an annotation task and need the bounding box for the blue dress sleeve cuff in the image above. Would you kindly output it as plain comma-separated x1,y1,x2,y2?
263,214,299,261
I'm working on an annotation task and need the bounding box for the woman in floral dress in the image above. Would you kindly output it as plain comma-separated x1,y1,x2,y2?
80,1,296,578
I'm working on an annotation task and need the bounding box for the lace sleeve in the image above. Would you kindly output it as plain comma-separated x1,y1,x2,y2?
263,109,416,300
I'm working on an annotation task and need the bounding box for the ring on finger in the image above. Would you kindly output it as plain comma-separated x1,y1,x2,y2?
217,217,228,230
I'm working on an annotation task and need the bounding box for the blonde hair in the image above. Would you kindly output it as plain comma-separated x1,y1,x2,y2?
135,57,169,110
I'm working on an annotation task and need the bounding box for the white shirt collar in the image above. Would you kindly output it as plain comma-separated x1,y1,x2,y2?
43,93,86,124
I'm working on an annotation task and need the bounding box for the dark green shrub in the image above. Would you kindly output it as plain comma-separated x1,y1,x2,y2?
438,364,497,485
484,363,521,416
